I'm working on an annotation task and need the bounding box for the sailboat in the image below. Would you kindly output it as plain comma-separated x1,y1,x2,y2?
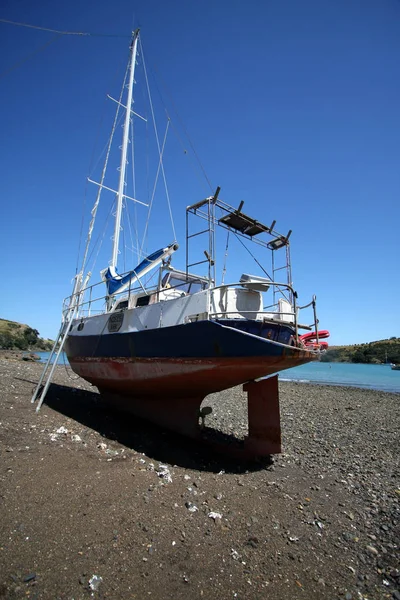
32,30,329,457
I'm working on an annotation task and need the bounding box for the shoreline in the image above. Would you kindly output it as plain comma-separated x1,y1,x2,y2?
1,349,399,394
279,377,400,393
0,358,399,599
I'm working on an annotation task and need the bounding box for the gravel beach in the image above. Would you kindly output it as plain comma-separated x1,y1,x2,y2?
0,356,399,600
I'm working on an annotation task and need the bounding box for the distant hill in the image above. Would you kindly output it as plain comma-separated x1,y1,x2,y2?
321,337,400,364
0,318,53,351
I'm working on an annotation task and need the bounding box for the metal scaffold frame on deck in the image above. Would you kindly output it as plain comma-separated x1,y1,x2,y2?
185,187,293,303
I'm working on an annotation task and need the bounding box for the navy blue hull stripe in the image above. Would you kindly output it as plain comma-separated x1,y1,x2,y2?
65,319,296,360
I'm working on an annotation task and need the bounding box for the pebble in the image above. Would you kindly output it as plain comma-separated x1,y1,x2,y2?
1,360,399,600
366,545,379,556
88,575,102,592
185,502,198,513
208,512,222,521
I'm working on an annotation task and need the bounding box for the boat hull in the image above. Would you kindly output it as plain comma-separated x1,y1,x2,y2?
65,319,316,397
63,316,317,458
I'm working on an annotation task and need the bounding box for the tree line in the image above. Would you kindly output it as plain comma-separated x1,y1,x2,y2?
0,319,53,351
320,337,400,364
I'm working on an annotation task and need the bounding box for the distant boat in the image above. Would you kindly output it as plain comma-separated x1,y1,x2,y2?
32,30,329,456
391,364,400,371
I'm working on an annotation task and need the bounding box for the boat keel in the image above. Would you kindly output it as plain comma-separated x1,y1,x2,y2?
244,375,281,456
98,375,281,460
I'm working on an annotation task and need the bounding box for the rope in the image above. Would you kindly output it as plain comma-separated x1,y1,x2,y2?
0,18,130,37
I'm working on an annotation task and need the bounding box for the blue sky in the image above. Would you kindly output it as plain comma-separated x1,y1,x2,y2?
0,0,399,345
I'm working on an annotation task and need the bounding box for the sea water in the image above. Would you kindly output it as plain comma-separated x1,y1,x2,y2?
36,352,400,393
279,361,400,393
37,351,68,365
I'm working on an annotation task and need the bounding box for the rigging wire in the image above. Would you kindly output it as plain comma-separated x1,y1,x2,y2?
148,62,214,193
123,198,135,270
0,33,61,79
121,113,140,268
88,201,115,275
144,88,151,261
76,106,126,274
87,58,129,179
0,18,130,37
129,114,140,260
167,117,214,191
233,232,273,280
122,206,126,273
79,66,129,275
1,17,130,277
233,232,290,302
221,230,230,285
139,120,170,258
87,112,125,179
140,38,177,249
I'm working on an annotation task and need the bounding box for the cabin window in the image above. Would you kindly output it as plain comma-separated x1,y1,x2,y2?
161,271,207,296
136,295,151,307
115,300,129,311
168,276,191,293
189,281,202,294
166,276,205,294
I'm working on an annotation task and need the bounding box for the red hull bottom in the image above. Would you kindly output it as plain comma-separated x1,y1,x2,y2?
68,354,315,459
69,354,314,397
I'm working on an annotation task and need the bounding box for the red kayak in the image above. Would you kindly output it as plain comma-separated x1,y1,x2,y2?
299,330,330,342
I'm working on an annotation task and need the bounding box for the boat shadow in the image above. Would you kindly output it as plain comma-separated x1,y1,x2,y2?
41,382,273,474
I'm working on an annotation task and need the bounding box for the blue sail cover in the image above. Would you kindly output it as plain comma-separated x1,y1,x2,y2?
103,247,167,295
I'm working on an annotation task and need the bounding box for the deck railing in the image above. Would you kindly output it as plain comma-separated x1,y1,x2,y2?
62,273,319,345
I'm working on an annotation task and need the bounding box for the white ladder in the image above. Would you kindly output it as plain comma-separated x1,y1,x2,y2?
30,306,78,412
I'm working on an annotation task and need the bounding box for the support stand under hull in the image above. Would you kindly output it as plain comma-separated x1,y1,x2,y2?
67,352,314,459
97,375,282,459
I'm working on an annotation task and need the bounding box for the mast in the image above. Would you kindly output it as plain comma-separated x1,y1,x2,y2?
111,29,140,268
